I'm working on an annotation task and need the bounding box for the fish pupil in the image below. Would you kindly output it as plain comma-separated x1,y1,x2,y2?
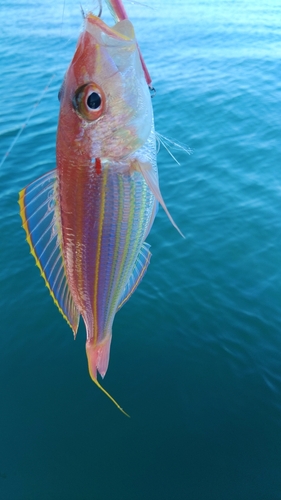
87,92,101,110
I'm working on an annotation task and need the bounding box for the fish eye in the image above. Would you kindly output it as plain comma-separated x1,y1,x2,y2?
87,92,102,110
73,83,105,121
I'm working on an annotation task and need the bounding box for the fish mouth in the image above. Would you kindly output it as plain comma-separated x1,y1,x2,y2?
84,14,152,158
86,13,136,46
86,8,152,87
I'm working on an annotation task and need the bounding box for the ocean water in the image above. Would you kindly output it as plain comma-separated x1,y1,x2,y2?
0,0,281,498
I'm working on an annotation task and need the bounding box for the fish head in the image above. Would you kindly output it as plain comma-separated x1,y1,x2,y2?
58,14,152,160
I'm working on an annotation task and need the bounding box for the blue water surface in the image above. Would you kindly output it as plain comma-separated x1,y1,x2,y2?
0,1,281,499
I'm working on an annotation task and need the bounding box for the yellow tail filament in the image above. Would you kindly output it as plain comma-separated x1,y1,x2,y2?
92,377,130,418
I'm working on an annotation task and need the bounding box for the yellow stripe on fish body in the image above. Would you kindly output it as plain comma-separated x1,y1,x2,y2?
93,168,108,345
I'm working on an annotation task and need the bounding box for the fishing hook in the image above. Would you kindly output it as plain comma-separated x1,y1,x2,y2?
97,0,102,17
80,4,85,18
80,1,102,18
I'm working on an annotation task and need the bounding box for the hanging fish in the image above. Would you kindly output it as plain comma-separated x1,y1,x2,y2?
19,3,181,415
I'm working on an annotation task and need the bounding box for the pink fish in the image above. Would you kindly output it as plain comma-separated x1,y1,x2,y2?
19,2,180,414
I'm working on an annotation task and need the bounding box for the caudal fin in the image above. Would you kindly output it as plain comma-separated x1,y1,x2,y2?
86,336,130,417
86,335,112,379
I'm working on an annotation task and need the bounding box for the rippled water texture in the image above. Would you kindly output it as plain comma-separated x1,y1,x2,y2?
0,1,281,498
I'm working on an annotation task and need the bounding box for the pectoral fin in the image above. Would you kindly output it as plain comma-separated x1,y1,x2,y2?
135,160,185,238
19,170,79,334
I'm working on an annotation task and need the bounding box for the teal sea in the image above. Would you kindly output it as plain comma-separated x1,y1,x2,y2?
1,0,281,498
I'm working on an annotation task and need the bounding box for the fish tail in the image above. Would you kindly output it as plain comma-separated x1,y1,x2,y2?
86,337,130,417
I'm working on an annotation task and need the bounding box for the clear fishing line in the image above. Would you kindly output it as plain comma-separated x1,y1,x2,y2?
0,75,55,170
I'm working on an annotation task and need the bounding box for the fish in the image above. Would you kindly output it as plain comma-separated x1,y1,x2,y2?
19,2,181,415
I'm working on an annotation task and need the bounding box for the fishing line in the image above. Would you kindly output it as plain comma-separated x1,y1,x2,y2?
126,0,154,11
59,0,67,38
0,0,72,171
0,74,55,170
